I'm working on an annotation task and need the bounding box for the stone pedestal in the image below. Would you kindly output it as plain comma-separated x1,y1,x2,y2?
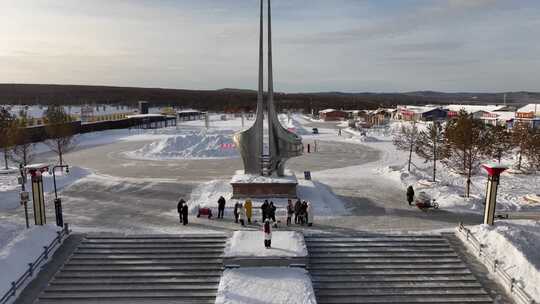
230,170,298,199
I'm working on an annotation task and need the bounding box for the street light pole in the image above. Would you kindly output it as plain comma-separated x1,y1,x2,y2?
19,164,29,228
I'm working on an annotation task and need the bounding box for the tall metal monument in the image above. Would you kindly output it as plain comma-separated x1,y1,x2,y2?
233,0,303,177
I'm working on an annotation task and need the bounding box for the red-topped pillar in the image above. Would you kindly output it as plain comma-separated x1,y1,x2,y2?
481,163,508,225
25,164,50,225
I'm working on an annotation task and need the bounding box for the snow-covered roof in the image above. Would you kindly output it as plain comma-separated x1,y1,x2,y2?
399,106,439,114
126,114,164,118
177,109,203,114
486,111,515,121
319,109,340,114
517,104,540,115
444,104,505,114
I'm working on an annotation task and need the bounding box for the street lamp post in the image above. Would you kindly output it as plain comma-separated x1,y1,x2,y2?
51,165,69,227
19,164,29,228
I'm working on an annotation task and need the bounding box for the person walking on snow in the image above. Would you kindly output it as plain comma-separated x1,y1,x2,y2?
407,185,415,206
177,199,185,223
244,199,253,224
181,203,189,225
286,199,294,226
263,219,272,248
238,203,246,226
217,196,226,219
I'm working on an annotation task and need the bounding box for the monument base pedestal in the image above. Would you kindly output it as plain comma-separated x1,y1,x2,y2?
230,170,298,199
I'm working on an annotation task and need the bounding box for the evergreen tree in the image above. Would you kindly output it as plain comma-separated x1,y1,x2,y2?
442,111,490,197
485,124,514,163
393,121,419,172
416,122,444,182
511,123,533,171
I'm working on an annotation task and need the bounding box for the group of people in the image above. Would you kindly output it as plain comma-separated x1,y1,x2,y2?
287,199,312,226
218,196,314,227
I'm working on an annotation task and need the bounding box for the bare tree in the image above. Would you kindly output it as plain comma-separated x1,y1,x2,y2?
441,111,490,197
44,105,77,166
0,107,15,170
416,122,444,182
525,129,540,171
9,110,35,166
393,121,419,172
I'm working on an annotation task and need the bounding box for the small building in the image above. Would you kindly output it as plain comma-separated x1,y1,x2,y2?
480,111,515,128
319,109,347,121
515,104,540,129
397,106,446,121
177,109,205,121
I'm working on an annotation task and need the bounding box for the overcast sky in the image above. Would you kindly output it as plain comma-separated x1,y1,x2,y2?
1,0,539,92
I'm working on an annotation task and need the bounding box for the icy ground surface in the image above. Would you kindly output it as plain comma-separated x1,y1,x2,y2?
215,267,316,304
0,224,61,300
224,231,307,258
458,220,540,301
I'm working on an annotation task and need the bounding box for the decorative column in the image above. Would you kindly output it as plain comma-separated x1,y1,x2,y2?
25,164,50,225
481,163,508,225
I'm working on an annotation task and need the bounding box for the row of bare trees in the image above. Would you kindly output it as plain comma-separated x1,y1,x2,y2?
0,105,76,169
393,110,540,197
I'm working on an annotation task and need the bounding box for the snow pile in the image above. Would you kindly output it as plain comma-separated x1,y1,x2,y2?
343,128,379,142
186,179,348,216
0,225,62,300
189,180,233,209
231,170,298,184
224,231,307,258
457,220,540,301
125,131,239,160
215,267,316,304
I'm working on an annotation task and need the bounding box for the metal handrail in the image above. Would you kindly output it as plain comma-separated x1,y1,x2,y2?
0,223,71,304
457,222,536,304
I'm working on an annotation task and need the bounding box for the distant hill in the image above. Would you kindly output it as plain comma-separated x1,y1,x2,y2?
0,83,538,112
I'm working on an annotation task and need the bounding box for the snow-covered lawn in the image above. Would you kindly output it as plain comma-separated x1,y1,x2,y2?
329,119,540,214
216,267,316,304
0,223,62,302
0,166,90,212
457,220,540,302
224,231,307,258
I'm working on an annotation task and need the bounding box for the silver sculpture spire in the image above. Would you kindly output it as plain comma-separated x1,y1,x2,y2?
233,0,302,177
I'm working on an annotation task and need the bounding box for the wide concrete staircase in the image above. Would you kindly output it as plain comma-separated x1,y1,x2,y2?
35,234,227,304
306,234,493,304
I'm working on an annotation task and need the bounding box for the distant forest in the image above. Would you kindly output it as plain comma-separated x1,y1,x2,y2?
0,84,538,112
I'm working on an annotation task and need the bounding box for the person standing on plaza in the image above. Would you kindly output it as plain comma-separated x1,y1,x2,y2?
217,196,226,219
244,199,253,224
294,199,302,224
234,202,240,223
268,201,277,227
181,203,189,225
286,199,294,226
177,199,185,223
238,203,246,226
263,219,272,249
261,200,269,222
407,185,415,206
306,201,313,226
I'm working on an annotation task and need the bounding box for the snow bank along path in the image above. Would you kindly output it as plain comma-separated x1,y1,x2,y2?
224,231,307,258
215,267,316,304
0,225,61,302
457,220,540,301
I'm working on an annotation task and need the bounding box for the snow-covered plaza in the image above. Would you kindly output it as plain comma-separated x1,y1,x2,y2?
1,113,539,303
